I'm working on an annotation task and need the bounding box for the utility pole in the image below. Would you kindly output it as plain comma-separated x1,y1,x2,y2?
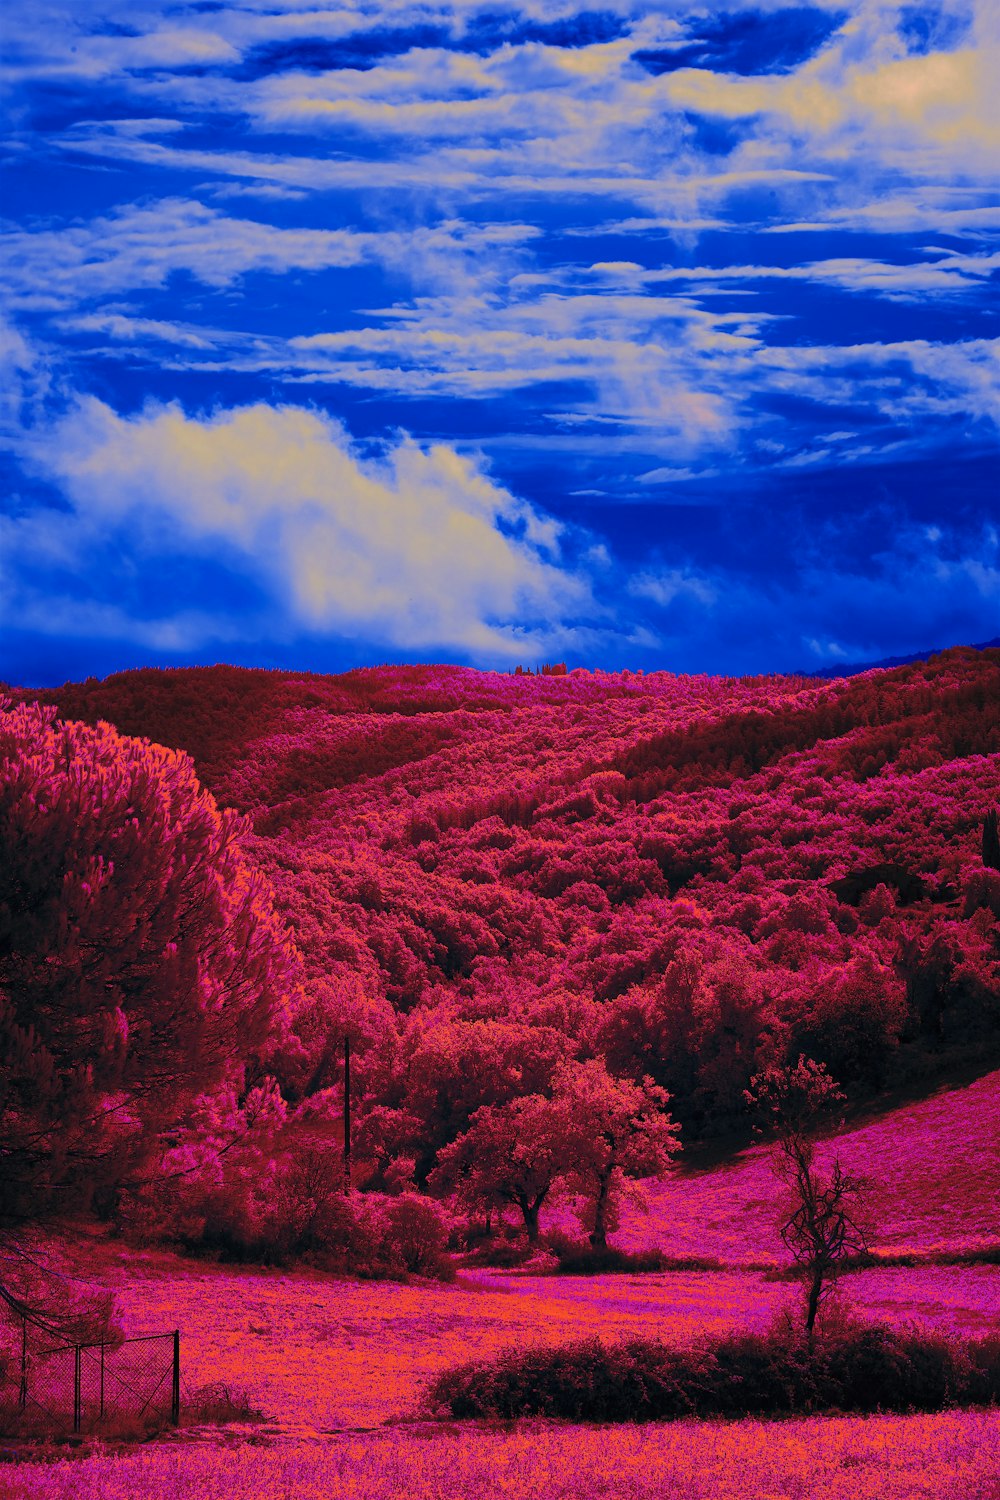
343,1034,352,1193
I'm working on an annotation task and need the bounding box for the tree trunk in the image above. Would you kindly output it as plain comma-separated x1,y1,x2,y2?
589,1171,612,1250
523,1200,540,1244
805,1266,823,1336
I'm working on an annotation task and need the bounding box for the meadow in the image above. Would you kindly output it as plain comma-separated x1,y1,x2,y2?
4,1243,999,1498
7,1412,1000,1500
6,1067,998,1497
617,1065,1000,1263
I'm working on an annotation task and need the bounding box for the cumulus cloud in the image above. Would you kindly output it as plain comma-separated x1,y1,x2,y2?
10,398,591,658
665,2,1000,178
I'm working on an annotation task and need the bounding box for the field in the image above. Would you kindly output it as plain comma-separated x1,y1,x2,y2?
7,1413,1000,1500
6,1067,999,1498
5,1241,1000,1498
619,1066,1000,1263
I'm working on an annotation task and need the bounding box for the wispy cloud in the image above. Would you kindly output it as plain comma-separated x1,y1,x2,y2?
1,0,997,679
2,199,538,309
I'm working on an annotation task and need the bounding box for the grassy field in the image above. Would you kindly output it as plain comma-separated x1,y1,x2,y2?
7,1412,1000,1500
27,1234,995,1434
614,1067,1000,1263
5,1242,998,1497
4,1069,998,1496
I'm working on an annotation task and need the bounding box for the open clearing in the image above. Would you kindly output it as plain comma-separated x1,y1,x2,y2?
4,1242,999,1498
620,1067,1000,1263
5,1069,998,1497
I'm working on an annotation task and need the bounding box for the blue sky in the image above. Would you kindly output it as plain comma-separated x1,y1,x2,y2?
1,0,997,684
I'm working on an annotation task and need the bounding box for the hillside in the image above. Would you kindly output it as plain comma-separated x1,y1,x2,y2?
13,648,999,1154
619,1065,1000,1264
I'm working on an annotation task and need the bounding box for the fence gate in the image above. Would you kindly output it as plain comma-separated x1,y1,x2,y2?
0,1317,180,1437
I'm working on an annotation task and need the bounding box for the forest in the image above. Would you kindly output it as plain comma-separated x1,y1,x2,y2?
4,646,998,1271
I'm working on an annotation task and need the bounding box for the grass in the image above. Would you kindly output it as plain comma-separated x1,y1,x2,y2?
4,1068,998,1494
593,1068,1000,1266
4,1413,1000,1499
10,1236,999,1433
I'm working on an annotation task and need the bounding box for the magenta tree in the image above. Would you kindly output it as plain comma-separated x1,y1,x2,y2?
429,1093,571,1244
555,1060,679,1249
746,1057,869,1334
0,700,297,1281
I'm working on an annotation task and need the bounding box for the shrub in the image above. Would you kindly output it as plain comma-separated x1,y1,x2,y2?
183,1381,265,1425
373,1194,456,1281
461,1238,535,1269
545,1239,724,1275
426,1319,1000,1422
121,1150,457,1281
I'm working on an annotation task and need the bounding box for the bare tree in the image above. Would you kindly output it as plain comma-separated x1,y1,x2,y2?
746,1057,869,1336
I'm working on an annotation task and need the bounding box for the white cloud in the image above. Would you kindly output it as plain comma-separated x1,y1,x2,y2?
1,198,539,310
57,312,215,348
14,398,592,658
757,336,1000,428
665,5,1000,179
2,199,373,308
628,567,718,608
617,249,1000,300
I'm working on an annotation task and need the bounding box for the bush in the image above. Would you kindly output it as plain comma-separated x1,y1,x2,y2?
461,1238,535,1269
183,1381,265,1425
426,1318,1000,1421
120,1144,457,1282
373,1194,456,1281
546,1240,725,1275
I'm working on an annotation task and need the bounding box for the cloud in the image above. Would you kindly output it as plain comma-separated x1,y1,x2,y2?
9,398,592,659
2,200,373,309
665,8,1000,177
757,336,1000,428
1,198,539,310
57,312,215,348
619,517,1000,673
614,248,1000,300
3,0,998,687
628,567,719,607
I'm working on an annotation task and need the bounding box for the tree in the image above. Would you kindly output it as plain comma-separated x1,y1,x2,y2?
554,1060,679,1249
745,1057,869,1336
0,700,297,1298
428,1093,571,1244
381,1016,571,1186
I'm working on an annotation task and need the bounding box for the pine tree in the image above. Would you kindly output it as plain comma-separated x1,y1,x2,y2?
0,700,296,1251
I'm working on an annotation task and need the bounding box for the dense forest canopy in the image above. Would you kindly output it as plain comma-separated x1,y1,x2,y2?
10,648,998,1167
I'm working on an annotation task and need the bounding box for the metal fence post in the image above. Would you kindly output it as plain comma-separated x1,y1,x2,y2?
171,1330,180,1426
73,1346,81,1433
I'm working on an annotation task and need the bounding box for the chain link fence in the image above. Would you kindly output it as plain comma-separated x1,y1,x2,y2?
0,1314,180,1437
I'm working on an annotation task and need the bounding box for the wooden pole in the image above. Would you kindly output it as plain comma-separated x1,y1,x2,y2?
343,1034,352,1193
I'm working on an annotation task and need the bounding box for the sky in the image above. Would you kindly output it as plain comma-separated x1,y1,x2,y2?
1,0,998,685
